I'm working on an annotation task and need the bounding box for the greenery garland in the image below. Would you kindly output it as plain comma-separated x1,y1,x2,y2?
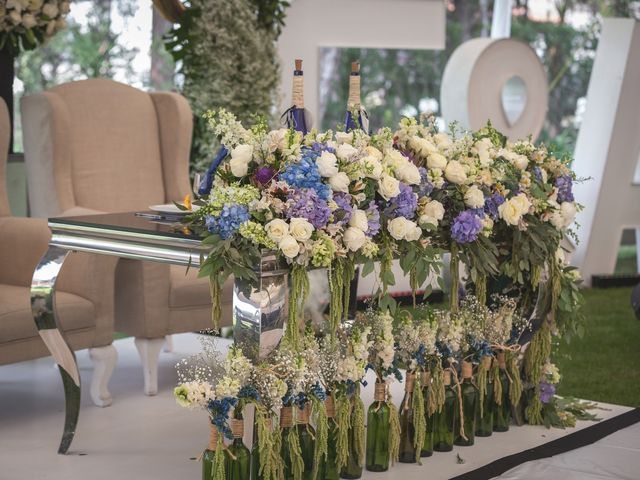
312,397,328,480
286,264,309,347
412,374,426,464
334,393,351,471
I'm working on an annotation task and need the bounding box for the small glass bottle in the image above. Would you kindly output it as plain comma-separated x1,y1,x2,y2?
476,356,494,437
202,423,219,480
493,352,511,432
280,406,295,480
433,370,456,452
318,395,340,480
227,418,251,480
420,370,434,458
454,361,479,447
398,373,417,463
365,382,390,472
296,403,316,480
342,391,364,479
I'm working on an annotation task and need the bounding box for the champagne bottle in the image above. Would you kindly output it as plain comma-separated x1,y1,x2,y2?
202,423,220,480
365,382,390,472
280,406,295,480
345,61,365,132
227,418,251,480
493,352,511,432
286,59,308,134
420,370,434,457
476,356,494,437
433,370,456,452
296,404,316,480
318,395,340,480
454,361,479,447
398,373,417,463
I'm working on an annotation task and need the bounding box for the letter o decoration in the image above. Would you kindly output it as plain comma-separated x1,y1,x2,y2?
440,38,548,141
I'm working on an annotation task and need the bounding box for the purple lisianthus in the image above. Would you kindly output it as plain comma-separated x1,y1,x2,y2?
451,210,483,244
286,188,331,229
254,166,277,186
538,381,556,403
365,201,381,237
205,204,250,240
417,167,434,197
332,192,353,225
484,192,505,219
384,183,418,219
555,175,574,203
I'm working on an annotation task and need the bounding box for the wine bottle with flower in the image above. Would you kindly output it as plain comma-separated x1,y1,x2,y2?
202,422,222,480
432,369,457,452
295,403,316,480
226,418,251,480
283,59,308,135
475,355,494,437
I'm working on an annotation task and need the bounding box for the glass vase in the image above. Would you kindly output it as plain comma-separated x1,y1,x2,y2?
227,418,251,480
454,361,479,447
398,373,417,463
296,404,316,480
420,371,434,458
493,353,511,432
202,424,219,480
318,396,340,480
433,370,456,452
341,393,364,480
365,382,390,472
280,406,295,480
475,357,494,437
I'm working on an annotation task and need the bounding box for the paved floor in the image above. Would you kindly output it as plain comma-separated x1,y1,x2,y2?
0,333,634,480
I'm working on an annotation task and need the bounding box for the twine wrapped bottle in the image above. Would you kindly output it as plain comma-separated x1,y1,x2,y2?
345,61,365,132
476,356,494,437
226,418,251,480
318,395,340,480
493,352,511,432
296,404,316,480
398,373,417,463
420,370,434,457
365,382,390,472
454,361,479,447
433,370,456,452
202,423,220,480
286,59,308,135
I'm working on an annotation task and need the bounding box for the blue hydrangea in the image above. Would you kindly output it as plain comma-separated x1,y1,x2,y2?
555,175,574,203
205,204,250,240
484,193,505,219
417,167,434,197
451,210,483,244
384,183,418,219
281,149,332,200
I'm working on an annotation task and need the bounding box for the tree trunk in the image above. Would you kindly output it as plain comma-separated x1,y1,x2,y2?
0,47,14,154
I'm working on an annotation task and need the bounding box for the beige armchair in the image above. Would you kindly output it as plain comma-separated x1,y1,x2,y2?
21,79,233,395
0,99,118,407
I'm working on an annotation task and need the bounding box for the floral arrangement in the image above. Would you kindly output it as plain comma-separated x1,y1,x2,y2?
0,0,69,54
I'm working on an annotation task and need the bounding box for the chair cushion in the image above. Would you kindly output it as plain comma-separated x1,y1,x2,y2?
169,265,215,308
0,284,95,343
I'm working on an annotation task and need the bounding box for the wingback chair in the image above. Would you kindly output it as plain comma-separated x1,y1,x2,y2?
21,79,233,395
0,99,117,407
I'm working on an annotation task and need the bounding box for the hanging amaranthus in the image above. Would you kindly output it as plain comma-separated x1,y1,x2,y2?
286,264,309,347
477,357,490,417
450,243,460,313
507,351,523,407
388,396,401,465
412,374,426,464
286,424,304,480
352,394,366,466
429,363,445,415
211,434,226,480
255,406,283,480
524,324,552,425
311,397,328,480
209,275,222,331
492,360,502,406
334,393,351,471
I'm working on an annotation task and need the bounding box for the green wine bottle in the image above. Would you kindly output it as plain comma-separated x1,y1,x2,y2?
227,418,251,480
398,373,417,463
202,423,219,480
476,356,494,437
280,406,295,480
318,395,340,480
493,352,511,432
433,370,456,452
296,404,316,480
341,392,364,479
454,361,479,447
420,370,434,458
365,382,390,472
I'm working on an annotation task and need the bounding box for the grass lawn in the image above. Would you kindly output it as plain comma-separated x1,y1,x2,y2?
555,287,640,407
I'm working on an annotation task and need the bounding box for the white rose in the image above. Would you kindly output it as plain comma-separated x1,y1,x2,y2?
267,128,288,151
511,193,532,216
427,152,447,170
361,155,383,179
378,174,401,200
551,202,577,229
444,160,467,184
279,235,300,259
464,185,485,208
423,200,445,222
434,132,453,149
21,12,36,27
404,221,422,241
385,150,408,170
477,149,492,167
343,227,366,252
59,1,70,13
289,217,314,241
365,146,383,161
316,151,338,177
229,144,253,177
336,143,358,160
411,136,437,156
396,162,421,185
349,209,369,232
498,193,531,226
387,217,409,241
6,0,22,12
329,172,350,193
42,2,58,17
265,219,289,242
335,131,354,144
9,10,21,23
29,0,44,9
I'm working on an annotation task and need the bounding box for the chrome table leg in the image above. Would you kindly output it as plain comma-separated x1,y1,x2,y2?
30,245,79,454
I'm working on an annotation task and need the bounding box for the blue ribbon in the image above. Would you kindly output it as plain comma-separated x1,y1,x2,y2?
198,146,229,196
281,106,308,135
345,106,370,133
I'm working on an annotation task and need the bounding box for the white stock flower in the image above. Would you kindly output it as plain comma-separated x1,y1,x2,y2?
229,144,253,177
316,151,339,177
335,131,354,144
289,217,314,241
396,161,421,185
427,152,447,170
343,227,367,252
265,219,289,242
216,376,241,398
349,209,369,232
378,174,401,200
329,172,350,193
464,185,485,208
387,217,409,240
336,143,358,160
444,160,467,184
279,235,300,259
